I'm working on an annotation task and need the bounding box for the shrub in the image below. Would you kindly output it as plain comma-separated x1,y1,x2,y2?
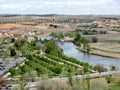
95,64,107,73
91,37,98,43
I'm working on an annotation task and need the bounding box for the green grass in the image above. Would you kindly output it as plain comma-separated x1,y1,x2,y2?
109,84,120,90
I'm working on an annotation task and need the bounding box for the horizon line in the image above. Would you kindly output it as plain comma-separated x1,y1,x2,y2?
0,13,120,16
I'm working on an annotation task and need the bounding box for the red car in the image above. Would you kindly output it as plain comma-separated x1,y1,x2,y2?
1,84,7,87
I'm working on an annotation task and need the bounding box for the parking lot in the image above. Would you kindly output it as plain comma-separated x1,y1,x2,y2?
0,84,12,90
0,57,26,77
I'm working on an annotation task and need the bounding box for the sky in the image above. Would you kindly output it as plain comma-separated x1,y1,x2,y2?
0,0,120,15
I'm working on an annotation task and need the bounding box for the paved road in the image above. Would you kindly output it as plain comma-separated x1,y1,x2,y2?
74,70,120,79
11,70,120,89
51,70,120,81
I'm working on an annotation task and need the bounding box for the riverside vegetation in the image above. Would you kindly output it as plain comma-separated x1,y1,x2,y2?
50,28,120,58
1,36,120,90
8,38,94,78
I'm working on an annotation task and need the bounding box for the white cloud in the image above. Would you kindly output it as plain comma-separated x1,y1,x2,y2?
0,3,31,11
44,0,114,7
0,0,119,14
71,0,113,6
0,0,4,3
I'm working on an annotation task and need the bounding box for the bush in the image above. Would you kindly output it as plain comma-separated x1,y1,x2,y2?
52,65,62,75
91,37,98,43
95,64,107,73
10,48,17,57
9,68,19,76
110,64,118,71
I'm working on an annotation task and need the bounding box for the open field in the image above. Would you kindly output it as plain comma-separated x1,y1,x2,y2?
0,14,120,58
88,31,120,58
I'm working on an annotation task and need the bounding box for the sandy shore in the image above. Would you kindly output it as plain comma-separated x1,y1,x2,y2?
90,49,120,59
76,47,120,59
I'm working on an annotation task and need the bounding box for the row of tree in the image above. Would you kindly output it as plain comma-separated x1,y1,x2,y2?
74,34,91,53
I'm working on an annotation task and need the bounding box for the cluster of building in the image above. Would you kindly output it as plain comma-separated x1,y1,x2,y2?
77,20,120,28
0,30,42,44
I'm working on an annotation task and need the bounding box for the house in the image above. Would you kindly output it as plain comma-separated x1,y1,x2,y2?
13,31,24,40
0,32,2,36
26,36,35,42
26,32,35,36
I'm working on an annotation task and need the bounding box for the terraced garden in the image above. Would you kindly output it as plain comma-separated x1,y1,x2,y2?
7,39,95,78
11,53,94,78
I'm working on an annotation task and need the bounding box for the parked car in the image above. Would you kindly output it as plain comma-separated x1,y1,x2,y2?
0,62,3,64
0,67,5,71
0,84,12,90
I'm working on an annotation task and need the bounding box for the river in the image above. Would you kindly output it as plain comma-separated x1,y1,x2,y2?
40,36,120,69
57,41,120,69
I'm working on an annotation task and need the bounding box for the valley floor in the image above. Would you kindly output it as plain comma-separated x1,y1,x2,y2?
90,43,120,59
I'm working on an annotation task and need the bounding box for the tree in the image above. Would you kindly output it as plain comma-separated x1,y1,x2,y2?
10,47,16,57
86,44,91,53
26,54,33,60
14,40,21,49
45,40,61,55
53,65,62,75
34,36,38,41
11,38,15,43
9,68,19,76
36,66,47,76
35,42,44,50
91,37,98,43
21,64,31,73
68,73,74,86
74,34,81,42
82,38,91,53
3,49,9,59
60,33,64,39
74,34,81,46
99,31,107,34
106,76,113,83
20,75,26,90
110,64,117,71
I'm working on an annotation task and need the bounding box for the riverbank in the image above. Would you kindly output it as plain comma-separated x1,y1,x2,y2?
76,46,120,59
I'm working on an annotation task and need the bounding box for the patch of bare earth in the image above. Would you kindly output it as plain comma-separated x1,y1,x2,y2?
90,43,120,59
